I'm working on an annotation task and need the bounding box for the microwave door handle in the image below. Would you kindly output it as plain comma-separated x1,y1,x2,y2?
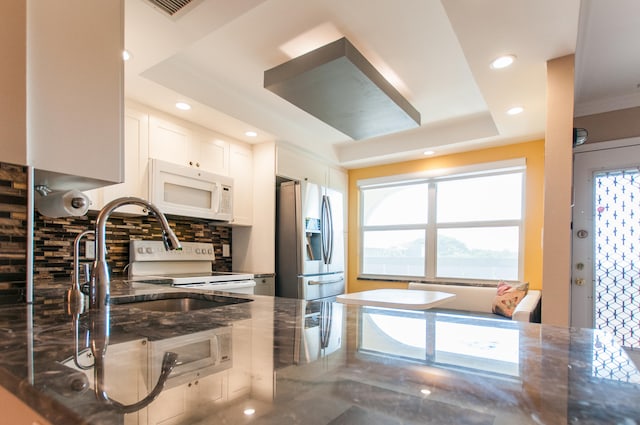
212,183,220,213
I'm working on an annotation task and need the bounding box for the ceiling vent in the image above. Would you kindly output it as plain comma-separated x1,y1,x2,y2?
264,37,420,140
145,0,196,16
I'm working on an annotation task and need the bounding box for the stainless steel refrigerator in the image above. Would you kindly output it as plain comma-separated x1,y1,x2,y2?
276,180,345,301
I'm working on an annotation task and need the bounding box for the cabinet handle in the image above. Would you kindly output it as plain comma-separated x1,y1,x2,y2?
196,162,200,167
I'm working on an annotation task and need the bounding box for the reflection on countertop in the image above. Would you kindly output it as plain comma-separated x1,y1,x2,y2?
1,281,640,424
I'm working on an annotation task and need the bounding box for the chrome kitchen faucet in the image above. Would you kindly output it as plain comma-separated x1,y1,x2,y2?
90,196,182,311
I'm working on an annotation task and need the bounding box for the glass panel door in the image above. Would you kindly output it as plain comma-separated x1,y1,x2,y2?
572,140,640,354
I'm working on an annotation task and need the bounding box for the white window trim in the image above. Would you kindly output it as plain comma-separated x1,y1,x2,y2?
357,158,526,188
358,159,526,284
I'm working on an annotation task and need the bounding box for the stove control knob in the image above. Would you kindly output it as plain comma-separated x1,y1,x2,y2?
137,247,144,254
208,249,213,255
146,247,153,254
195,248,201,254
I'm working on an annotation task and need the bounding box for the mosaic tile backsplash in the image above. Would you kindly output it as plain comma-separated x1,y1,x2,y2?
0,163,28,283
0,162,232,285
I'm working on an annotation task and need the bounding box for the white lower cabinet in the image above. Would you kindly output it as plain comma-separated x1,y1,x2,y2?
147,321,253,424
228,319,252,400
62,338,148,425
146,373,226,425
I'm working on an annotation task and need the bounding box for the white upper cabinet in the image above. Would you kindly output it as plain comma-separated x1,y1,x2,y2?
85,106,150,215
276,144,348,194
1,2,26,168
16,1,124,190
148,116,190,165
276,145,328,185
149,116,230,176
195,136,230,176
229,144,254,226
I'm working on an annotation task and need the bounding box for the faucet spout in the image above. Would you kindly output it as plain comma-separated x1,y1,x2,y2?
91,196,181,311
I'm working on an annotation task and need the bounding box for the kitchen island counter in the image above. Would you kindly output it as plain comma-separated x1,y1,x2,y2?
1,282,640,424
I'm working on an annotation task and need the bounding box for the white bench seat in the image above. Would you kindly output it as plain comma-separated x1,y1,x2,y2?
408,282,541,322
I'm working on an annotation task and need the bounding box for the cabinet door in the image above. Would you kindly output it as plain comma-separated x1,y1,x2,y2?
196,137,230,175
228,319,252,400
85,107,149,215
102,108,150,215
229,144,253,225
147,373,226,425
0,2,26,167
62,339,147,425
28,0,123,185
276,145,327,185
0,386,53,425
149,116,189,166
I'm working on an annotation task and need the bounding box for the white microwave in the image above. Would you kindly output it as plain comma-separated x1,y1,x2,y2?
149,158,233,221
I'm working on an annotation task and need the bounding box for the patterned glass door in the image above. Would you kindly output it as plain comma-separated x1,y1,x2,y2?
592,169,639,349
572,141,640,353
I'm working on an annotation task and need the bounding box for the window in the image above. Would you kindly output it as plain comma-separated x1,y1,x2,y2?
359,160,524,282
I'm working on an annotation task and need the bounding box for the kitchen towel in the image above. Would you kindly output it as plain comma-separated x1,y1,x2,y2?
37,190,91,217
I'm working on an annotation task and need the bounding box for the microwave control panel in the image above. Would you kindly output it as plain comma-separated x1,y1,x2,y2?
220,185,233,214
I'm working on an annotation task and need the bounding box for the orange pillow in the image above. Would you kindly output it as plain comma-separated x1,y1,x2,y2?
492,281,529,318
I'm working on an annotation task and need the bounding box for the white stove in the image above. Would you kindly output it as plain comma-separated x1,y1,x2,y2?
129,240,255,294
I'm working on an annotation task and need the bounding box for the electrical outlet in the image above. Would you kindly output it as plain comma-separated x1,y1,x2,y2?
222,244,230,257
85,240,96,259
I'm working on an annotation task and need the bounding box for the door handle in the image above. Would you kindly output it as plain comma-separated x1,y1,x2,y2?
308,278,343,285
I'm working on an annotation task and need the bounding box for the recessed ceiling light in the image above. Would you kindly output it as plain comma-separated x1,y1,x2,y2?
245,131,258,137
243,408,256,416
122,50,132,61
490,55,516,69
175,102,191,111
507,106,524,115
420,389,432,396
423,150,435,156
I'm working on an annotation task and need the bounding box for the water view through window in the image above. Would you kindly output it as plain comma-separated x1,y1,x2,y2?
360,168,523,280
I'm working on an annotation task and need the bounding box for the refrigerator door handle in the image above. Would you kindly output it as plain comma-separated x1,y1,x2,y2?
321,195,330,264
326,196,334,264
308,278,344,285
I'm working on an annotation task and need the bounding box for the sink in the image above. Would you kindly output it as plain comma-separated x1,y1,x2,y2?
110,292,252,312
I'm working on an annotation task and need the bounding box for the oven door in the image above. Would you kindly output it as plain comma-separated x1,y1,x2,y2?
176,280,256,295
148,327,232,389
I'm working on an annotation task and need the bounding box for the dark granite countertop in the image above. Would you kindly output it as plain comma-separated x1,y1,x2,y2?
1,281,640,424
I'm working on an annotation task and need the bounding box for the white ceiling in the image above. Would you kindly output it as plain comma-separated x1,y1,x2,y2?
124,0,640,168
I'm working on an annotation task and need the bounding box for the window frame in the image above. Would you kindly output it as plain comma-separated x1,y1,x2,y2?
358,159,526,284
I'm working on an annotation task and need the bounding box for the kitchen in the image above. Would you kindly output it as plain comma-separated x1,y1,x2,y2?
1,0,640,422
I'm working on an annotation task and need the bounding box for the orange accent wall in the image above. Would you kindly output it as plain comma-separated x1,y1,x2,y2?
347,139,545,292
